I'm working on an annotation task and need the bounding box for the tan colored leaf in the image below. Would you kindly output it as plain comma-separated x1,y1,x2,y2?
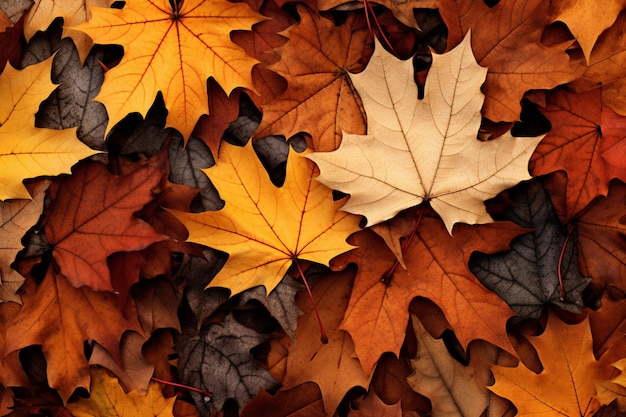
308,34,542,233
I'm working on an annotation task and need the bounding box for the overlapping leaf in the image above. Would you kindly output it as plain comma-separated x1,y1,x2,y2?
72,0,265,139
0,56,97,200
171,141,361,296
308,35,542,232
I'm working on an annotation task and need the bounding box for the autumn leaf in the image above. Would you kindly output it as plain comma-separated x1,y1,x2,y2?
530,88,626,220
550,0,626,62
254,6,371,152
72,0,265,139
0,56,97,200
489,313,611,417
333,210,525,376
596,359,626,411
348,391,401,417
170,140,361,296
240,383,325,417
66,367,175,417
177,313,279,414
278,268,370,417
470,181,591,318
438,0,583,122
24,0,112,62
4,267,142,402
308,34,543,232
0,181,47,303
44,162,166,291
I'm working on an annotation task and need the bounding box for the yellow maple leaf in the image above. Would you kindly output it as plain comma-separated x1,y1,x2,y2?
0,56,98,200
170,141,361,296
72,0,265,139
66,367,175,417
307,34,544,233
23,0,112,62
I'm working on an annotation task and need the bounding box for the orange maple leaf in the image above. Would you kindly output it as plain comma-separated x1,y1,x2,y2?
72,0,265,139
4,267,142,402
44,162,166,291
170,141,361,296
490,313,611,416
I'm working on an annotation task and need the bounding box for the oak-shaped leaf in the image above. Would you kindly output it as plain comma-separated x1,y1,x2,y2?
66,367,175,417
348,391,402,417
254,6,371,152
278,268,370,417
530,88,626,220
308,34,543,233
469,181,591,319
596,359,626,411
577,182,626,293
170,140,361,296
176,313,279,415
406,315,512,416
333,210,526,375
72,0,265,139
0,181,47,303
4,267,142,402
0,56,97,200
489,313,611,416
44,162,166,291
437,0,584,122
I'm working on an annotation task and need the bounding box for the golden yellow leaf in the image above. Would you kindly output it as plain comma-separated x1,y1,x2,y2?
170,141,361,296
66,367,175,417
24,0,112,62
596,359,626,411
307,34,543,233
0,56,98,200
72,0,264,139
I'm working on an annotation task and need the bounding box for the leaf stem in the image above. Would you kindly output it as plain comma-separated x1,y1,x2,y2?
557,223,575,301
293,258,329,344
362,0,396,55
151,377,213,399
381,204,426,286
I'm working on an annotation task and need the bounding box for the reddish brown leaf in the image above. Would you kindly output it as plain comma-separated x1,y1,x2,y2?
530,89,626,220
240,383,325,417
334,209,526,375
438,0,583,121
4,267,142,402
590,295,626,366
44,162,166,291
348,391,402,417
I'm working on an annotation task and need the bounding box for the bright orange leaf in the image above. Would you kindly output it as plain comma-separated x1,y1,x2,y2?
170,141,361,296
44,162,166,291
71,0,265,139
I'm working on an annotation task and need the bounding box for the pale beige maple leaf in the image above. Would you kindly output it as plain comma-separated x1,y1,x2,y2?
308,34,544,233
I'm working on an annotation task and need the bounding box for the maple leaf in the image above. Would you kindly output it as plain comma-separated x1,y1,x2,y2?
177,313,279,414
550,0,626,62
437,0,584,122
406,314,509,416
577,182,626,294
66,367,175,417
0,56,97,200
170,140,361,296
254,6,371,152
0,181,47,303
24,0,112,62
333,210,526,376
470,181,591,318
71,0,265,139
44,162,166,291
489,313,611,417
4,267,142,402
279,268,370,417
530,88,626,220
308,34,543,232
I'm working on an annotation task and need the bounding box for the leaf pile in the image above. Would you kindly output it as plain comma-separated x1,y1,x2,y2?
0,0,625,416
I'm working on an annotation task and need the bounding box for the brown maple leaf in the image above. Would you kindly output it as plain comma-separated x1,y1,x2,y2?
44,162,166,291
437,0,584,121
530,88,626,220
4,267,142,402
253,5,372,152
333,209,526,375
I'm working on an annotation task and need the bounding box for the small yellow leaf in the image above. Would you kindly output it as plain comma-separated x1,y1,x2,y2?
67,367,175,417
0,57,98,200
